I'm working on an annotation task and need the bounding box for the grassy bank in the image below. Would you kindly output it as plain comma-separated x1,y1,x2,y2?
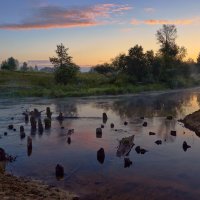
0,71,198,98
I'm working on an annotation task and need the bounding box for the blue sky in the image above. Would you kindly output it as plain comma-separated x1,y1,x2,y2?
0,0,200,66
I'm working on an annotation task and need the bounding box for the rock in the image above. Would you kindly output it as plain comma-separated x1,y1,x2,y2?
0,148,6,161
182,141,191,152
124,121,128,126
179,109,200,137
102,113,108,124
8,125,13,130
140,148,148,154
143,122,147,127
96,128,102,138
97,148,105,164
44,117,51,129
4,132,7,136
124,158,132,168
135,146,148,154
135,146,141,154
171,130,176,136
55,164,64,179
110,123,114,128
149,132,156,136
166,116,173,120
155,140,162,145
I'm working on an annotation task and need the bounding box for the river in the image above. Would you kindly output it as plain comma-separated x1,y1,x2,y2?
1,88,200,199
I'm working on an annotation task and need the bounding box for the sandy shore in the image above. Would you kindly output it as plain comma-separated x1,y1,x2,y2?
0,172,78,200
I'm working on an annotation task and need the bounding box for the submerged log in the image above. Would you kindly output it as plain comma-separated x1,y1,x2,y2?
46,107,52,119
30,116,37,132
102,113,108,124
96,128,102,138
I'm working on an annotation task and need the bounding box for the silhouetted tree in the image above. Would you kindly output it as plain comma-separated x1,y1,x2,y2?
20,62,28,71
49,43,79,84
91,63,115,75
126,45,148,82
196,53,200,73
1,57,19,71
156,25,178,58
34,65,38,71
112,54,128,73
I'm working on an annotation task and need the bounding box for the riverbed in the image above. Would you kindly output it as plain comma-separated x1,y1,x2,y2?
1,88,200,199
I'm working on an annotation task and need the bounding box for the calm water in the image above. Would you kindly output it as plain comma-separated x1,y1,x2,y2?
1,88,200,199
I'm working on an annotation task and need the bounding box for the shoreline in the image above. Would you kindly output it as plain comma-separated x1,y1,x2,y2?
0,85,200,100
0,172,78,200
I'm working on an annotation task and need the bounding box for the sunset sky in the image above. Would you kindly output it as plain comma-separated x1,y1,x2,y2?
0,0,200,67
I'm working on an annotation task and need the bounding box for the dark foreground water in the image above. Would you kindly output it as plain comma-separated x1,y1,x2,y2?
1,88,200,199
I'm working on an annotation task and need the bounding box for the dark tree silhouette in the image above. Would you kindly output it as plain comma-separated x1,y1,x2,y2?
1,57,19,71
49,43,79,85
20,62,28,71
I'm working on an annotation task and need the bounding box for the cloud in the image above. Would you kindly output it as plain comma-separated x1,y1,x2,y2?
131,18,199,25
144,7,156,13
0,4,132,30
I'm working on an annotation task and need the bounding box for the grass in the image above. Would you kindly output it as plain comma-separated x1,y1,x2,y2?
0,70,197,98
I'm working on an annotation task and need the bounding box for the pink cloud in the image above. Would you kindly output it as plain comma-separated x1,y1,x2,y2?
0,4,132,30
131,18,199,26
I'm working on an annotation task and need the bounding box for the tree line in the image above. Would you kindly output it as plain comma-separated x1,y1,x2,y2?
91,25,200,87
1,24,200,87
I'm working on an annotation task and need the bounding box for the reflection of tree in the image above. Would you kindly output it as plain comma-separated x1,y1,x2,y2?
157,119,176,142
94,91,193,119
55,100,78,117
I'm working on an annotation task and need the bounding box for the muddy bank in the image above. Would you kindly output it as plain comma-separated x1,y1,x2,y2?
0,172,77,200
180,109,200,137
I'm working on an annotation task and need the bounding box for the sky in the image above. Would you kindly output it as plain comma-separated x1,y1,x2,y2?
0,0,200,67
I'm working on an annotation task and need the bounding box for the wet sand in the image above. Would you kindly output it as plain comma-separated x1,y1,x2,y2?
0,172,77,200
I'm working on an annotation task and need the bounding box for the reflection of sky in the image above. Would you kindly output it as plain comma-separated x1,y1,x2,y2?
0,0,200,65
1,88,200,198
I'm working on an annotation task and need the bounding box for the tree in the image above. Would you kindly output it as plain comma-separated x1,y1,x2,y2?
112,54,128,73
1,57,19,71
91,63,115,75
126,45,148,82
156,24,178,57
196,53,200,73
49,43,79,84
20,62,28,71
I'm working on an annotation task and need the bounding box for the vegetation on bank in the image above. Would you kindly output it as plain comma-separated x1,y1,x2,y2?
1,24,200,98
0,70,198,98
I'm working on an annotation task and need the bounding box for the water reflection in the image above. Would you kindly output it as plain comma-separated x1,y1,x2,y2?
1,89,200,199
